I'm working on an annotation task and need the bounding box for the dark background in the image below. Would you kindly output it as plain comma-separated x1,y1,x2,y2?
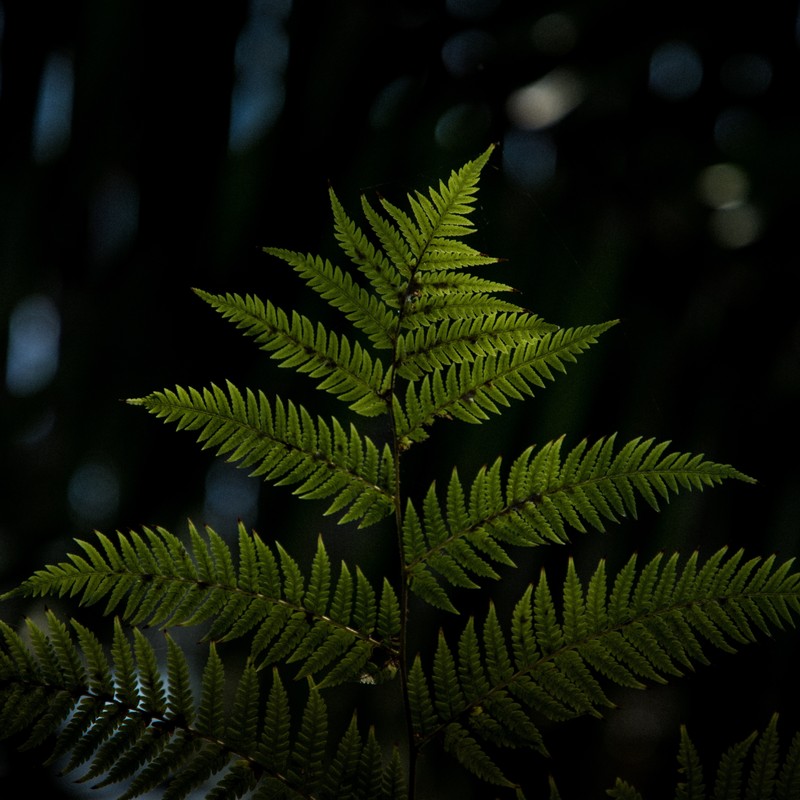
1,0,799,797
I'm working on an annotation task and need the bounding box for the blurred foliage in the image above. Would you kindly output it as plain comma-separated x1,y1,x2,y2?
1,0,798,796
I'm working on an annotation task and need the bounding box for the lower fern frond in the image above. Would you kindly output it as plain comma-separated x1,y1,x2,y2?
606,713,800,800
407,548,800,793
4,522,401,688
0,612,406,800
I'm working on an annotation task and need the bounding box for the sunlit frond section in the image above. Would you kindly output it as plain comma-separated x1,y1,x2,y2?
194,289,391,416
329,186,405,308
397,144,497,271
395,312,556,380
127,382,395,528
394,322,617,446
264,248,397,349
404,435,755,611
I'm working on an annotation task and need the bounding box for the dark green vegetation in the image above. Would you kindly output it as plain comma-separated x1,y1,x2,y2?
2,149,799,799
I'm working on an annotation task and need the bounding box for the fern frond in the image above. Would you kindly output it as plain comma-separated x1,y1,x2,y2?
194,289,390,416
264,248,397,349
395,312,557,380
401,291,527,328
402,144,496,270
330,186,405,307
0,616,405,799
410,269,517,298
408,549,800,793
405,435,754,610
127,381,395,528
676,723,706,799
7,522,401,688
395,322,617,441
607,779,645,799
443,721,520,789
396,265,528,331
361,193,415,278
609,713,800,800
333,144,497,304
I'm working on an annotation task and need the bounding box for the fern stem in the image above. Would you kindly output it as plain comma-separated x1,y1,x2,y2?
388,401,419,799
387,303,420,800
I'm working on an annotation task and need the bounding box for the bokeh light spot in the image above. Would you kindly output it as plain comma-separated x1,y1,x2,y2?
89,171,140,263
228,0,290,152
204,460,259,536
502,129,557,189
370,76,414,128
441,29,496,77
5,295,61,397
32,51,74,162
648,41,703,100
697,163,750,209
68,462,121,525
709,204,762,249
506,68,584,130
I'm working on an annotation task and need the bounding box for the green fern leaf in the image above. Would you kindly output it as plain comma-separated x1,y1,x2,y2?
396,312,556,379
9,523,399,689
289,683,328,791
357,727,385,798
406,269,517,301
396,322,617,440
166,633,195,725
612,714,800,800
194,289,390,415
260,666,292,775
401,290,526,329
324,715,362,797
2,612,403,799
265,247,397,349
443,721,518,789
228,659,260,753
713,729,758,800
405,435,754,610
404,145,495,265
330,186,405,307
361,192,414,277
383,746,408,800
127,381,395,527
380,171,498,273
400,284,527,331
196,643,225,737
677,724,707,800
433,630,467,720
409,549,800,786
408,655,438,738
607,779,646,799
746,712,781,799
778,730,800,800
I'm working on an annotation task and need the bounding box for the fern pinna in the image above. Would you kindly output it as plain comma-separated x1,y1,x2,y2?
2,145,798,799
